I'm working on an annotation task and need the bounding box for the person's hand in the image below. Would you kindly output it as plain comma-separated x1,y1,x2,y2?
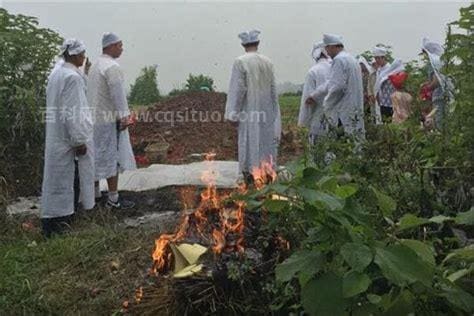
305,97,316,106
119,115,133,131
84,58,92,75
368,95,376,104
75,144,87,156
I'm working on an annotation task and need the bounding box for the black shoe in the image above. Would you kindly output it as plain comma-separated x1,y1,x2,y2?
42,214,74,238
105,198,135,210
95,191,108,204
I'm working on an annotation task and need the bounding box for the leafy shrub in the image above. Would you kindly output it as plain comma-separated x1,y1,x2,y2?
128,65,161,105
0,9,62,198
237,6,474,314
185,74,214,92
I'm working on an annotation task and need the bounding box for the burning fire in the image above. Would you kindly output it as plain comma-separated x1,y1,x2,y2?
251,157,277,190
151,153,277,275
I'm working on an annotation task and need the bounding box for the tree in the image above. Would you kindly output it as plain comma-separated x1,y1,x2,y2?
0,9,62,197
128,65,161,105
185,74,214,92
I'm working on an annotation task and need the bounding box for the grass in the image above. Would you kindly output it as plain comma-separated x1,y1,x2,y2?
0,210,159,315
279,95,301,129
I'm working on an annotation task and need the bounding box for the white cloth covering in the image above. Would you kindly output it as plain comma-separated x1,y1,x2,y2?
422,37,453,99
298,58,331,138
41,62,95,218
358,56,374,74
322,50,365,138
87,54,136,181
102,32,121,48
238,30,260,45
372,46,388,57
311,42,329,62
60,38,86,56
374,59,404,99
323,34,344,46
225,52,281,173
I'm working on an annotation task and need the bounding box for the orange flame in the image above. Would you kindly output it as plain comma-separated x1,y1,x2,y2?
151,154,276,274
212,229,226,254
251,157,277,190
151,216,189,274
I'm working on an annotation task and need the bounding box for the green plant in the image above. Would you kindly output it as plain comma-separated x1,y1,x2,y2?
0,9,62,198
185,74,214,92
128,65,161,105
242,160,474,315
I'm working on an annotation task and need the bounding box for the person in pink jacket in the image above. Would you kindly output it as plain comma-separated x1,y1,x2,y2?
389,71,413,124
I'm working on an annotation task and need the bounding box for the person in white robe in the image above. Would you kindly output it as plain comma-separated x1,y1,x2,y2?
87,33,136,209
298,42,332,145
420,37,453,129
321,34,365,140
225,30,281,184
41,38,95,236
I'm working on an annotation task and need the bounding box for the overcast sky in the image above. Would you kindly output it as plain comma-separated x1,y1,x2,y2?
1,1,469,92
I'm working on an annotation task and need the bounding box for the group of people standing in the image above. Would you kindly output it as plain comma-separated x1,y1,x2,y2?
40,29,451,237
42,33,136,236
297,34,451,148
225,30,451,188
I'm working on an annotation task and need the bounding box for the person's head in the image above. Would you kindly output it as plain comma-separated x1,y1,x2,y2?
242,41,259,52
63,50,86,68
239,29,260,52
103,41,123,58
374,55,387,67
60,38,86,68
372,46,389,67
389,71,409,91
421,37,444,58
102,32,123,58
325,44,344,59
322,34,344,58
312,42,330,62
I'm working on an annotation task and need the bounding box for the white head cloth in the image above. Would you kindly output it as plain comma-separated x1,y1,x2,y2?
358,55,374,74
323,34,344,46
372,46,388,57
375,58,405,96
422,37,444,56
422,37,445,76
421,38,453,101
60,38,86,56
102,32,121,48
311,41,329,61
238,29,261,45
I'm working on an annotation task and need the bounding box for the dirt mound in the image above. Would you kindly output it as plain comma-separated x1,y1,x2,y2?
129,91,302,165
130,92,237,164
